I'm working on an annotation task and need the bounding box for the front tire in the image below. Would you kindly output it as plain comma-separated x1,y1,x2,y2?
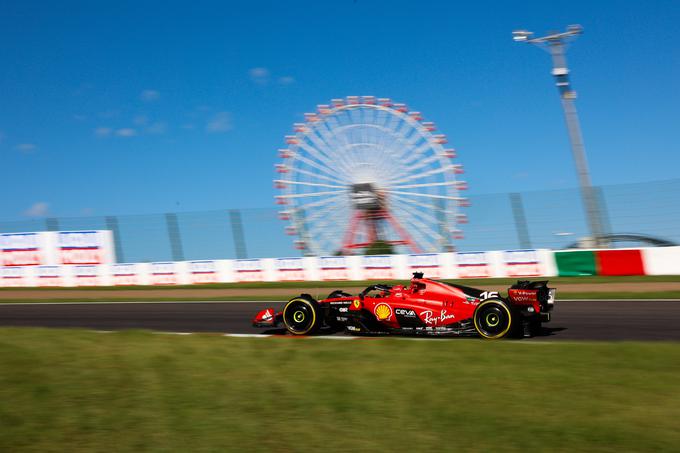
473,299,514,339
283,296,322,335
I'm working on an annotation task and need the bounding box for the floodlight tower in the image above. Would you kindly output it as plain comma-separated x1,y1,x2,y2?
513,25,607,247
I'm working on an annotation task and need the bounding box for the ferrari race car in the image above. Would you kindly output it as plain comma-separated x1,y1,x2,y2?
253,273,556,339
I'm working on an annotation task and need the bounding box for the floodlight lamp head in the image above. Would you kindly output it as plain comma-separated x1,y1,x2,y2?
512,30,533,42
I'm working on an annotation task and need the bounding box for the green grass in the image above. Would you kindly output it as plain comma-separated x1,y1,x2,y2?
2,274,679,292
1,328,679,452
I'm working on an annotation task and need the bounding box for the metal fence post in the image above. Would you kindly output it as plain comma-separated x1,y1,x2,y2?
229,210,248,259
509,193,532,249
595,186,612,247
45,218,60,231
165,213,185,261
105,216,125,263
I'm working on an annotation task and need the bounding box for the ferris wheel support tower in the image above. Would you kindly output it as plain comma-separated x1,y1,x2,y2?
513,25,608,247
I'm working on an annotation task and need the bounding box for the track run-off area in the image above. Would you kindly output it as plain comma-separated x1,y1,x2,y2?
1,299,679,341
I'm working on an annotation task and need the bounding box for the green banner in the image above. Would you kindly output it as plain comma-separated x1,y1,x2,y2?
554,250,597,276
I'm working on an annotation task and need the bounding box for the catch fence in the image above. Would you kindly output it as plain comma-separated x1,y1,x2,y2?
2,178,678,262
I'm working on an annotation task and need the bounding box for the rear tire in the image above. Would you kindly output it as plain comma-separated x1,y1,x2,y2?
473,299,514,339
283,296,322,335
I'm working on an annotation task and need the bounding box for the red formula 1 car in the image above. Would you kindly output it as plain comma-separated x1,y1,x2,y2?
253,273,556,339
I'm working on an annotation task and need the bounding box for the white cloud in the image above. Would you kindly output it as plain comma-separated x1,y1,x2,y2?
147,121,167,134
24,202,49,217
140,89,160,102
278,76,295,85
94,127,112,137
206,112,232,133
16,143,37,153
133,115,149,126
115,128,137,137
249,67,270,85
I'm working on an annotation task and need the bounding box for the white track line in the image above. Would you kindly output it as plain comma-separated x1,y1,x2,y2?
78,329,595,343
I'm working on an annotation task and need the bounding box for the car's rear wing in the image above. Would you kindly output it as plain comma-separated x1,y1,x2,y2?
508,280,555,312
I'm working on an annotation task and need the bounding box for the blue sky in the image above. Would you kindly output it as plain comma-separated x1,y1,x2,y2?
2,0,679,221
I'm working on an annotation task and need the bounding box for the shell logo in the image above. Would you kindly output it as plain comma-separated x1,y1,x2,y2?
374,303,392,321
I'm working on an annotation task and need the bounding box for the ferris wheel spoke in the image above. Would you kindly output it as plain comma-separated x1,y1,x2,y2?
387,165,455,185
390,208,440,252
394,138,437,167
389,200,443,251
294,141,353,181
303,196,349,226
305,204,346,230
292,192,347,211
290,149,351,183
303,127,356,176
387,195,456,225
383,189,463,201
316,117,361,172
388,181,460,190
276,179,346,189
287,166,350,185
280,190,347,199
387,153,442,182
311,124,356,173
388,195,444,228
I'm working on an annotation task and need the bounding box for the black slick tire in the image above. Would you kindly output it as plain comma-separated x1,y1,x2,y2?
282,296,322,335
473,298,514,340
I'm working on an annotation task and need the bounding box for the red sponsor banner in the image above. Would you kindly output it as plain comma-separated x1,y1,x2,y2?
36,266,63,287
596,249,645,276
456,252,490,278
1,266,28,287
275,258,306,281
319,256,349,280
234,259,264,282
408,254,441,278
58,231,104,265
1,233,44,266
362,255,394,280
503,250,541,277
74,265,99,286
150,262,178,285
112,264,140,286
188,261,219,284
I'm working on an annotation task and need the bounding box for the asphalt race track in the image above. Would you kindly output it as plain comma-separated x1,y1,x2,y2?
1,300,679,341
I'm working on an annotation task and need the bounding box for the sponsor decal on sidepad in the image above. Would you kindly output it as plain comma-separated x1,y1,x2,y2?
420,309,455,325
374,303,392,321
395,308,417,318
352,299,361,308
338,307,348,313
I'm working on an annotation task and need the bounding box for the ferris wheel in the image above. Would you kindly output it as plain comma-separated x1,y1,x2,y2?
274,96,469,256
